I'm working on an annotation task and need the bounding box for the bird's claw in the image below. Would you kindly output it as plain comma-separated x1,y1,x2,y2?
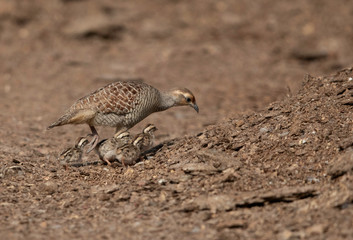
86,134,99,153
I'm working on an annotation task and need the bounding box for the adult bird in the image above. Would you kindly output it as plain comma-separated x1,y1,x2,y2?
48,81,198,152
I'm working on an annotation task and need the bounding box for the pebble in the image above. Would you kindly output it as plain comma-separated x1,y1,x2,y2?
182,163,218,175
39,181,58,195
259,127,269,133
158,179,167,185
306,176,320,184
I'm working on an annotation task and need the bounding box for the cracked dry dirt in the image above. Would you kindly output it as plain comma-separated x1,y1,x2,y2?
1,1,353,239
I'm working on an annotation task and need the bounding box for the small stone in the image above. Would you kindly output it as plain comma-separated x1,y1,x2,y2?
104,185,120,194
306,176,320,184
99,193,111,201
192,195,235,213
158,179,167,185
124,167,134,176
259,127,269,133
198,211,212,221
159,191,167,202
233,119,245,127
137,180,148,186
220,169,240,182
182,163,218,175
279,132,289,137
216,219,247,230
278,230,293,240
180,202,199,212
295,149,307,156
39,221,47,228
32,149,45,157
39,181,58,195
306,224,325,235
328,150,353,178
287,164,298,171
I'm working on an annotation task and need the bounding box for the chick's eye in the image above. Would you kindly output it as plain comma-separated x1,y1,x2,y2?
186,97,191,102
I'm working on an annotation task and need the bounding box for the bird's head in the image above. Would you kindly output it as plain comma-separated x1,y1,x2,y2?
114,131,131,141
133,135,144,148
143,124,158,134
170,88,199,113
75,137,89,149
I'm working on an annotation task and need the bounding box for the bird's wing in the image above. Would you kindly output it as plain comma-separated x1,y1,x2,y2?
74,81,146,116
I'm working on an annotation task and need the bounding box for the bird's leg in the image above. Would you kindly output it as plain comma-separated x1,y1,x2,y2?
86,126,99,153
102,157,112,166
102,152,115,166
120,157,126,167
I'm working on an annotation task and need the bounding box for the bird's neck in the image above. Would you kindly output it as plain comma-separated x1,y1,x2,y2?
158,91,178,111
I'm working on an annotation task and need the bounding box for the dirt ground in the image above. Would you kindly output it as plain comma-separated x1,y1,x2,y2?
1,0,353,239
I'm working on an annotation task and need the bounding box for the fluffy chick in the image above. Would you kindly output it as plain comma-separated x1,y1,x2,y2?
95,131,131,165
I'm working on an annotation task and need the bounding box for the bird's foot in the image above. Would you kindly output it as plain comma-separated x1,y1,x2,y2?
120,158,126,167
86,134,99,153
104,159,112,165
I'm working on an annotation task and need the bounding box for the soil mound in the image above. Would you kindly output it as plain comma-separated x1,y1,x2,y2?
2,68,353,239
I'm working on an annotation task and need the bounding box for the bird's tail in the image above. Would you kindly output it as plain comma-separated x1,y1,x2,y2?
47,113,71,130
47,120,63,130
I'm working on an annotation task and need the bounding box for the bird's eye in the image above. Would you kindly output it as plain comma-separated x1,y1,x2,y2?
186,97,191,102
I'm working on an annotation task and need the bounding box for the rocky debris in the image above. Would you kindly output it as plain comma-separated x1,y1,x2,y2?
181,186,318,213
234,186,318,208
216,219,247,230
182,163,219,175
182,194,235,213
328,150,353,179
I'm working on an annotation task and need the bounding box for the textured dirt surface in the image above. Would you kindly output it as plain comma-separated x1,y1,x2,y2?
1,0,353,239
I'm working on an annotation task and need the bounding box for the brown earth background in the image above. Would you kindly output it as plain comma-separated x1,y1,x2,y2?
1,0,353,239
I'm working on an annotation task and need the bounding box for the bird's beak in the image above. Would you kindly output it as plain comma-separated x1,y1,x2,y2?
191,103,199,113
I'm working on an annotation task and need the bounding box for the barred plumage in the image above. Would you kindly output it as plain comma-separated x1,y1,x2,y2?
58,137,88,169
115,135,145,166
48,80,198,152
95,131,132,165
136,123,158,152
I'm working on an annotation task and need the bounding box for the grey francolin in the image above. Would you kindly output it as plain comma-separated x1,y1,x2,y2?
48,81,198,152
115,135,144,166
95,131,131,165
58,137,89,169
136,123,158,152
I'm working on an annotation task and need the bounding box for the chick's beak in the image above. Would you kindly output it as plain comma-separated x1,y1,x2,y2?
191,103,199,113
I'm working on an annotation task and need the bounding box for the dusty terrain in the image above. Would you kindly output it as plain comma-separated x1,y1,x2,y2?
1,0,353,239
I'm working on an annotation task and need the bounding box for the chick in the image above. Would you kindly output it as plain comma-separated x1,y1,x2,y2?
95,131,131,165
58,137,88,169
115,135,144,166
136,124,158,152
